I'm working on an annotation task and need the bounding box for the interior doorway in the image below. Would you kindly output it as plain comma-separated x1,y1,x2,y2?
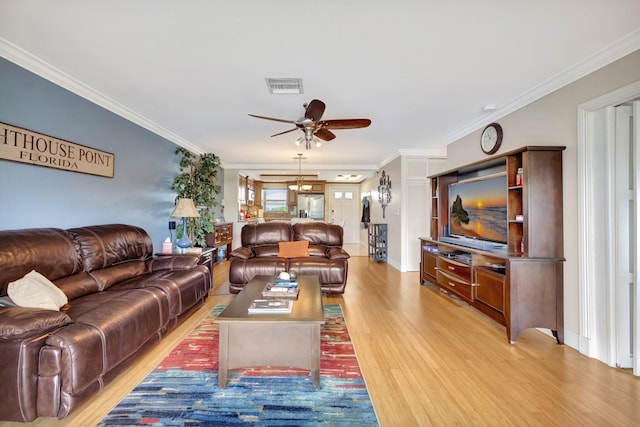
578,82,640,376
326,185,360,244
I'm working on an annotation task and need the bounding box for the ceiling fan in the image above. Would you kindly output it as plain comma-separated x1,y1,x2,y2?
249,99,371,149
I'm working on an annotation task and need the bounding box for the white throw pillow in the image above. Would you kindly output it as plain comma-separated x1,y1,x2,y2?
7,270,68,311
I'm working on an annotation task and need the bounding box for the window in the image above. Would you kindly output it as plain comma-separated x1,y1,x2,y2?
264,189,288,212
334,191,353,200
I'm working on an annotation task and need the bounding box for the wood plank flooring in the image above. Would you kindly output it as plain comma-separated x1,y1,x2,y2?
6,256,640,427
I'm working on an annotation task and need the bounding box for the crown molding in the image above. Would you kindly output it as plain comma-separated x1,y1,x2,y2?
377,148,447,170
443,28,640,145
0,38,204,155
224,162,379,170
259,173,318,178
397,147,447,158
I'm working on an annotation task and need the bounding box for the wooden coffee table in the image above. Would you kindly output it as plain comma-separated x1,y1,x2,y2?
216,275,324,388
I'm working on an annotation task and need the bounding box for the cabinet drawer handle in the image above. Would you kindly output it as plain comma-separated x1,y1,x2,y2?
448,266,455,271
471,283,479,287
448,281,456,287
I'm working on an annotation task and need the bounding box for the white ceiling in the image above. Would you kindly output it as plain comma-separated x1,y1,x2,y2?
1,1,639,182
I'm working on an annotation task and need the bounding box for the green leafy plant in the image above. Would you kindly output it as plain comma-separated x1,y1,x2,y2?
171,147,221,247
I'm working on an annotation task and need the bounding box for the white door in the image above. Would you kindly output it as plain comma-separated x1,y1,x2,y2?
326,185,359,244
614,100,639,372
635,100,640,377
615,103,634,368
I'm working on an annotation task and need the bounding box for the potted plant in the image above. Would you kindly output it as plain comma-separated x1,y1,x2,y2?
171,147,221,247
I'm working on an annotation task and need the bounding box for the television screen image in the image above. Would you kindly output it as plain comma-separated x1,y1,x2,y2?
448,175,508,244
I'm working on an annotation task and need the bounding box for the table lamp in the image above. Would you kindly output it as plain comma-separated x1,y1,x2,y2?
170,198,200,249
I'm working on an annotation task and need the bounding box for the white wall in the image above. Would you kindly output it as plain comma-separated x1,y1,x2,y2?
360,167,402,270
359,155,447,271
359,157,402,269
403,157,429,271
403,156,447,271
222,169,244,250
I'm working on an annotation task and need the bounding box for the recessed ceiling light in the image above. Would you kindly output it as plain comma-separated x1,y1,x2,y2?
265,78,303,94
336,174,362,181
482,104,497,112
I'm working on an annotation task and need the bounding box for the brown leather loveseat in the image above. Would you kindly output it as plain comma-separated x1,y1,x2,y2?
228,222,349,294
0,224,211,422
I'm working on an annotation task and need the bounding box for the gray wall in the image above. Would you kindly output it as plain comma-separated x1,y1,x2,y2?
0,58,180,249
445,50,640,342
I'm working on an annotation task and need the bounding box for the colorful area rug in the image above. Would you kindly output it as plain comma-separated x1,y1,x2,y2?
99,304,378,426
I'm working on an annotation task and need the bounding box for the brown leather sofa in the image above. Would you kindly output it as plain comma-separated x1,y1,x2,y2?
228,222,349,294
0,224,211,422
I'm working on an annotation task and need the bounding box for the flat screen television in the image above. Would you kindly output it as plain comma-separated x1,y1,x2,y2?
448,174,508,244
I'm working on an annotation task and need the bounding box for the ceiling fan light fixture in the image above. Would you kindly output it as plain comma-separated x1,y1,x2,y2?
249,98,371,149
265,78,303,95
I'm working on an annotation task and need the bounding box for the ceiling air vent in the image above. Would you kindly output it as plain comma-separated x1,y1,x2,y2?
265,78,303,94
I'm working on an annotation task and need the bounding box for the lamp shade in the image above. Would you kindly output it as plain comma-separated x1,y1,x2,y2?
288,183,313,191
170,198,200,218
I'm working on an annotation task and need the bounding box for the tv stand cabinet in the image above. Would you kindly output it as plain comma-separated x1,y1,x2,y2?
421,146,565,344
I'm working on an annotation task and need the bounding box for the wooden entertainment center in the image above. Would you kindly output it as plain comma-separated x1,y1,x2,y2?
420,146,565,344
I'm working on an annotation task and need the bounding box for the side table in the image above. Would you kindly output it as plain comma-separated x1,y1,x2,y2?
204,222,233,265
155,247,214,283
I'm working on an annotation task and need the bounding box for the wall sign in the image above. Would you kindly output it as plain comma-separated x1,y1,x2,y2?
0,121,114,178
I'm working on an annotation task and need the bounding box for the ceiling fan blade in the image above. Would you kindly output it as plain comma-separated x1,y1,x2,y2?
270,128,298,137
304,99,326,122
314,128,336,141
248,114,296,124
320,118,371,129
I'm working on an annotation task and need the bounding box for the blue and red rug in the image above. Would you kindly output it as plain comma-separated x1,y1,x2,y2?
99,304,379,426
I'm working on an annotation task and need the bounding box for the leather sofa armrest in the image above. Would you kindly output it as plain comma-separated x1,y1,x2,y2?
230,247,254,260
147,255,199,272
0,307,72,340
326,247,350,260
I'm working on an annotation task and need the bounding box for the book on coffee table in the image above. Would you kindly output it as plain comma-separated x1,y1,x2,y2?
262,283,299,299
248,298,293,314
267,280,299,287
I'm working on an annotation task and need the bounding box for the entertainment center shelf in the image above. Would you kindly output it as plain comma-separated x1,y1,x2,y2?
421,146,565,344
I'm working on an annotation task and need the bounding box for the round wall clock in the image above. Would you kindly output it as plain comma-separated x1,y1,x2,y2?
480,123,503,155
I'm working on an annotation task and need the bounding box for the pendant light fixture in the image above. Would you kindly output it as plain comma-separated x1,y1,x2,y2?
288,153,313,192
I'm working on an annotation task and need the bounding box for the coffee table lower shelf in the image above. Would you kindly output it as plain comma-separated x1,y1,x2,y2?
218,321,322,388
215,275,324,388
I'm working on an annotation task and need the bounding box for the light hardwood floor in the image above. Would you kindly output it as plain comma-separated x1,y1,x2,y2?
7,256,640,427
